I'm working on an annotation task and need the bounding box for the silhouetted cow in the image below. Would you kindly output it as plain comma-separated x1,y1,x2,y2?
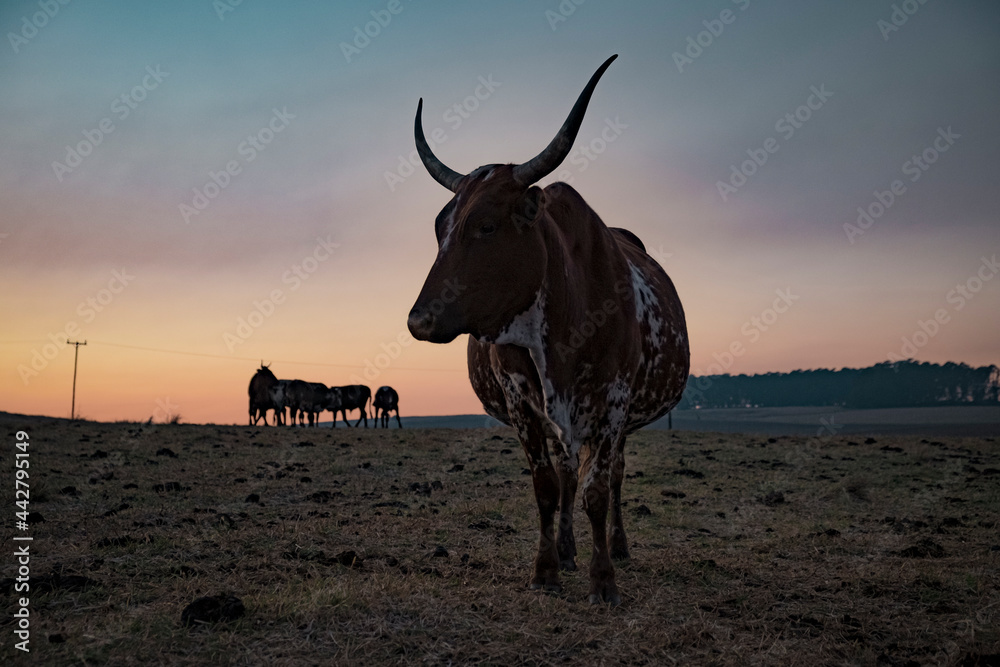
268,379,291,425
373,386,402,428
284,380,321,426
331,385,371,427
248,363,279,426
315,384,343,427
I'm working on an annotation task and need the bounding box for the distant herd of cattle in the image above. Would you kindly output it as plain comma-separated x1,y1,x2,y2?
247,364,401,428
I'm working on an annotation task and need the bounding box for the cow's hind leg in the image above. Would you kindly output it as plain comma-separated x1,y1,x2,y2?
581,436,621,606
608,433,630,561
394,409,402,428
554,446,578,572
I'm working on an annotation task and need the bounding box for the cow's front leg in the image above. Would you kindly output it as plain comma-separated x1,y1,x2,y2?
554,446,578,571
608,433,630,561
580,436,621,606
517,421,560,591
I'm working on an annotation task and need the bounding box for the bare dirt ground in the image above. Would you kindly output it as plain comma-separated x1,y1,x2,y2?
1,413,998,665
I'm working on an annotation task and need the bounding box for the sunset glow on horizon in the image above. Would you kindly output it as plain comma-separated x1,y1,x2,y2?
2,2,998,424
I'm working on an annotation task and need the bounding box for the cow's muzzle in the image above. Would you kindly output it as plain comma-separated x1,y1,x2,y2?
407,305,460,344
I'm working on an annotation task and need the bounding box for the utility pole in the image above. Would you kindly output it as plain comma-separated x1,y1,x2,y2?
68,340,87,420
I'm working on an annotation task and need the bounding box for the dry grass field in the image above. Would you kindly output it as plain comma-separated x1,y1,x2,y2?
2,412,998,666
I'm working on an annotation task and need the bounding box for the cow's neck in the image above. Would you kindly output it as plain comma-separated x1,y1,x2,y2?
493,209,627,447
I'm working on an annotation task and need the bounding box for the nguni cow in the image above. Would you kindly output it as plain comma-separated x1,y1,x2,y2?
248,363,279,426
268,379,291,426
307,382,331,426
331,385,372,427
406,55,690,605
373,386,402,428
282,381,342,427
316,385,343,427
284,380,319,426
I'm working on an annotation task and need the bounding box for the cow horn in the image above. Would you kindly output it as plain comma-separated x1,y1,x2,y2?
512,54,618,186
414,98,465,192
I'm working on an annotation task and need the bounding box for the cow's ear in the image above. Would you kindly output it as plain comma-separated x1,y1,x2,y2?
515,186,545,230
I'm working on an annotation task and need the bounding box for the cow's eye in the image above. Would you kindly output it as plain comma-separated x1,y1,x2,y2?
479,222,497,236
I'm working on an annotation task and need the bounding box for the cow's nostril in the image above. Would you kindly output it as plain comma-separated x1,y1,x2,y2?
407,307,435,340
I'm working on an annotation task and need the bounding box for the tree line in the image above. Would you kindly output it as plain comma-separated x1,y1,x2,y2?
679,360,1000,409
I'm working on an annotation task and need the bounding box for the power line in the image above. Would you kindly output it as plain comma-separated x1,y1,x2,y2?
83,340,463,373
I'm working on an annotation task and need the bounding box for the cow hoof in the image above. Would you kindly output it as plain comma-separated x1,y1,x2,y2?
559,558,577,572
588,592,622,607
588,576,622,607
529,582,562,593
588,591,622,607
529,567,561,592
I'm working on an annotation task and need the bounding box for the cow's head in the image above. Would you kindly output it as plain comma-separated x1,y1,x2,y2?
407,55,617,344
325,387,342,412
256,362,277,382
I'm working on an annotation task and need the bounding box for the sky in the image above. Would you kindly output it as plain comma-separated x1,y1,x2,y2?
1,0,998,424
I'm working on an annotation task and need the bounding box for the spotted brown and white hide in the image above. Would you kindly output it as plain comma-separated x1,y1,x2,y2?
268,379,291,426
407,55,690,606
